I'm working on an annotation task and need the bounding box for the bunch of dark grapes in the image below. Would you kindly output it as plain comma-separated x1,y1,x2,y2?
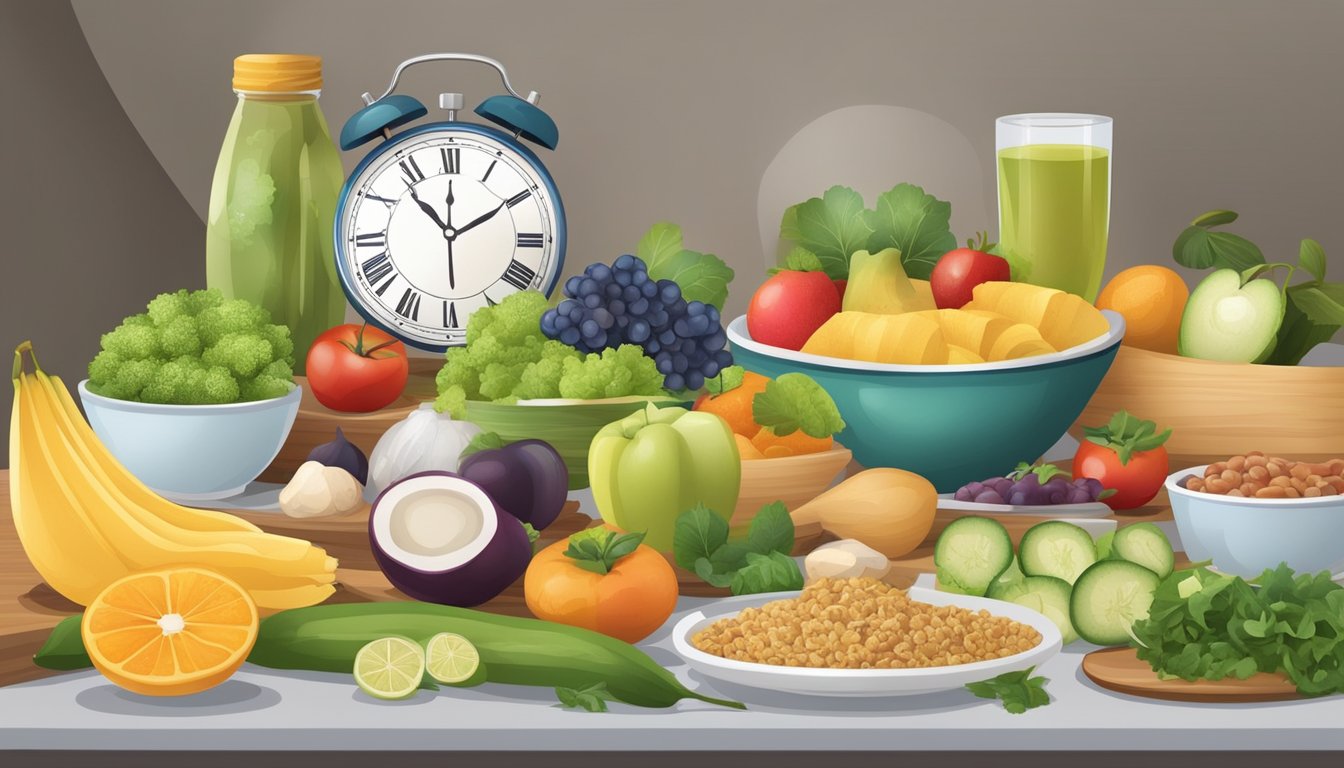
540,255,732,391
954,474,1106,506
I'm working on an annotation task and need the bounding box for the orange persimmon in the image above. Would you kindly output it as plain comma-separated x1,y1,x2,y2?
524,527,678,643
693,371,770,438
751,427,833,458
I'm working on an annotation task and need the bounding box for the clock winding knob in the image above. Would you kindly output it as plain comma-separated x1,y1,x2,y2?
439,92,465,121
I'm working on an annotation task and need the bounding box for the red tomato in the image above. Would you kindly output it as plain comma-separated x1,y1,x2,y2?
1074,443,1169,511
833,279,848,303
305,324,409,413
930,233,1011,309
747,271,841,350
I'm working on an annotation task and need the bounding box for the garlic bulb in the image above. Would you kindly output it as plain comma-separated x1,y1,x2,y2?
279,461,363,519
365,404,481,501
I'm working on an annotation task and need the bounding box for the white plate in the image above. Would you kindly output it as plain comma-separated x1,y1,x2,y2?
937,496,1113,519
672,586,1062,698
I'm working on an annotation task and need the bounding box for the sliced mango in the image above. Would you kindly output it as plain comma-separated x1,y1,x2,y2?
946,345,984,365
964,282,1110,350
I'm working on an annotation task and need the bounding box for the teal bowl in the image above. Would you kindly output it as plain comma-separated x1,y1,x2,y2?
726,312,1125,492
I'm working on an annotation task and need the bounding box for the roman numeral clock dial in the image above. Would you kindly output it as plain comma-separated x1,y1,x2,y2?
337,129,563,350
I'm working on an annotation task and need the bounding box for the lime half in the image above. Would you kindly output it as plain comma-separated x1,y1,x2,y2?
354,636,425,700
425,632,481,685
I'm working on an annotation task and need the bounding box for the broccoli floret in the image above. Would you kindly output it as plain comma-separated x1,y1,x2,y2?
158,315,201,358
85,288,292,404
433,385,468,419
511,344,572,400
464,291,549,347
558,344,666,400
102,322,161,360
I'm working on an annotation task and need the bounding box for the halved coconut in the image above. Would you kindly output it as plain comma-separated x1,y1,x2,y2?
369,471,532,607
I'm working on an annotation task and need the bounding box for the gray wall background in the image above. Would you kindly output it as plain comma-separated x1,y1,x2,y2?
3,0,1342,466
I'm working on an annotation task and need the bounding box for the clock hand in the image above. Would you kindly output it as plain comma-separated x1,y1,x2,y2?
445,179,455,230
406,184,448,231
451,201,506,239
447,232,456,290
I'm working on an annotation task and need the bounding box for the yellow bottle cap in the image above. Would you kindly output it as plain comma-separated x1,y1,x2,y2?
233,54,322,92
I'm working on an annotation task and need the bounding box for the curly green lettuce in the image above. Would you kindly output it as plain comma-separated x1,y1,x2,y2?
434,291,667,417
87,288,294,405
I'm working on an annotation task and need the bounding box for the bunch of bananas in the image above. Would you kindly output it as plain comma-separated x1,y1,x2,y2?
11,342,336,611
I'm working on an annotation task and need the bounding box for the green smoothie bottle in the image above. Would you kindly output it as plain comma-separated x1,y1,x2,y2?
206,54,347,374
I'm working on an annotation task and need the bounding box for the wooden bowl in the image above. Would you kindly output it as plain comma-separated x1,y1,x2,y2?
731,445,852,527
1071,345,1344,466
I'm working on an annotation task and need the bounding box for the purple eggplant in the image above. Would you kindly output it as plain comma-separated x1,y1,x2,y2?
368,471,532,607
458,439,569,530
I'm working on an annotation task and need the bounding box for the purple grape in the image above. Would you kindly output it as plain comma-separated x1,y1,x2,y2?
955,487,974,501
975,490,1006,505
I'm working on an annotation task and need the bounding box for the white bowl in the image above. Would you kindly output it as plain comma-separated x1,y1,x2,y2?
1166,465,1344,578
78,380,302,504
671,586,1061,698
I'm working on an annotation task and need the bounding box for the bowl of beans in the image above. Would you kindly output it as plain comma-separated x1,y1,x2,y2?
1166,453,1344,578
671,577,1060,697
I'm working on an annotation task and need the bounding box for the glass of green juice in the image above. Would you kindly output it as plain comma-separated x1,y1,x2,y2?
996,113,1112,302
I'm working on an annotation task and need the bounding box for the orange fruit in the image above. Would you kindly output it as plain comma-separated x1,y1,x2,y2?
81,567,259,696
693,371,770,437
751,427,833,458
735,433,766,460
1096,265,1190,354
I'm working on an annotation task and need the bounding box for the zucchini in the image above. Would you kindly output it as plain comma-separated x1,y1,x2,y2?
1070,560,1160,646
934,516,1013,596
1019,520,1098,584
989,575,1077,644
1111,523,1175,579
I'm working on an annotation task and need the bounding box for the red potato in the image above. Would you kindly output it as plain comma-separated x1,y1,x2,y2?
747,271,841,351
930,233,1012,309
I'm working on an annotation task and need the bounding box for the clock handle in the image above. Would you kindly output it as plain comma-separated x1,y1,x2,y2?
368,53,531,104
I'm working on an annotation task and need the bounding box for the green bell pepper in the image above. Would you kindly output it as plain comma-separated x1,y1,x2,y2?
588,403,740,552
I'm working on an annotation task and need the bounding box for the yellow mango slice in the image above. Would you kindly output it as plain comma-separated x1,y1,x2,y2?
965,282,1110,350
946,345,984,365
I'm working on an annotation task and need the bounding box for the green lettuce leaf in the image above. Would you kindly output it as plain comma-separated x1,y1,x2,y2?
865,183,957,280
786,186,872,280
637,222,735,310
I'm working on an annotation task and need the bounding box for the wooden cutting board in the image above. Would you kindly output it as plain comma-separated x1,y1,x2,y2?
1082,646,1301,703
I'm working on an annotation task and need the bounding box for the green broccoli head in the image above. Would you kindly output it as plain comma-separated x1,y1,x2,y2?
464,291,549,347
87,288,293,404
558,345,665,400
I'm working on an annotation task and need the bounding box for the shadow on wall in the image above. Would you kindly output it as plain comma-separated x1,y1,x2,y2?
757,106,990,270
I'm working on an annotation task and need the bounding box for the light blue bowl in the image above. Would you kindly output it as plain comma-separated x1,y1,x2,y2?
726,312,1124,492
1166,466,1344,578
78,380,302,504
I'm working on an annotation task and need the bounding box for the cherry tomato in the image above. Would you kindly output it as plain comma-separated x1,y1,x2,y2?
747,270,841,350
929,233,1011,309
1074,442,1169,510
305,324,409,413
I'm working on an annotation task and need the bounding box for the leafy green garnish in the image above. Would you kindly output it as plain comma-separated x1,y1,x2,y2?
1173,211,1341,364
460,431,506,459
637,222,735,310
751,372,846,439
865,183,958,280
1082,410,1172,465
1131,564,1344,697
673,502,803,594
703,365,745,396
563,528,646,575
965,667,1051,714
779,183,956,280
1008,461,1069,485
523,522,541,547
555,682,617,712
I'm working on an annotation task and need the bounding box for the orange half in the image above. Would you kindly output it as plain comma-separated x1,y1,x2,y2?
81,567,259,696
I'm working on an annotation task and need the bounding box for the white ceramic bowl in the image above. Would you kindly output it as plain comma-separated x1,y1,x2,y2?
1166,465,1344,578
79,380,302,504
672,586,1061,698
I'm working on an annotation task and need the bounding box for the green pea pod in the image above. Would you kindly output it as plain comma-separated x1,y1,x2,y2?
588,403,740,552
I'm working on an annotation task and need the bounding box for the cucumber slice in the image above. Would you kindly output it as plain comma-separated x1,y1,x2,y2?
1070,560,1160,646
934,516,1013,596
989,575,1078,644
1111,523,1175,579
1019,521,1098,584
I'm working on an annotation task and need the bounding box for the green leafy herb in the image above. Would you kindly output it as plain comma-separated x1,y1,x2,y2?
673,502,803,595
1082,410,1172,465
523,522,541,548
1131,564,1344,697
703,365,745,396
779,247,826,273
780,186,873,281
865,183,958,280
555,682,618,712
637,222,735,310
751,372,846,439
1299,238,1327,283
460,431,506,459
966,667,1051,714
1008,461,1069,485
1173,211,1266,271
563,528,646,575
1094,530,1116,560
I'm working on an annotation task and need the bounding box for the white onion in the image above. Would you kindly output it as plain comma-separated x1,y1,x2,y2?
365,404,482,501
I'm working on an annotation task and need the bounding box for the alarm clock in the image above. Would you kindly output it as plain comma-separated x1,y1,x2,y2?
334,53,566,351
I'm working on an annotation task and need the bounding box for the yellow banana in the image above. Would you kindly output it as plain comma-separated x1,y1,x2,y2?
11,343,337,610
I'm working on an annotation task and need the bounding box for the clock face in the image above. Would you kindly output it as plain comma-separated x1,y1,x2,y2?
337,127,563,349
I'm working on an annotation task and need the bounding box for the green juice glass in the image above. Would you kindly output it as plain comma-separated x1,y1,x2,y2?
996,113,1112,302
